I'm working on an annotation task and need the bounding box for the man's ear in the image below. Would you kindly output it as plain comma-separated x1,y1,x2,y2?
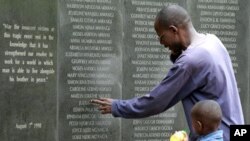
169,25,178,33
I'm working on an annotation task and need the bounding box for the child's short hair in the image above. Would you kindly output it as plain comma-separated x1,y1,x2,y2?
191,100,222,131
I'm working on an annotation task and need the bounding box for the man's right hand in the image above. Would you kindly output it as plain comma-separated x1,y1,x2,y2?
90,98,113,114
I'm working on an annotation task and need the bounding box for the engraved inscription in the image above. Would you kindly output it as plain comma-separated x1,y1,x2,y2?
1,23,55,83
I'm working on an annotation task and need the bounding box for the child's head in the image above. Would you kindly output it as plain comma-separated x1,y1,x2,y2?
191,100,222,135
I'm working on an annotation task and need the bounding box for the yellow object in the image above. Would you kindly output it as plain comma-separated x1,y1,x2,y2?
170,130,187,141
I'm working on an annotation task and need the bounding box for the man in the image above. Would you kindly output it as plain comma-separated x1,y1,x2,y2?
91,5,244,141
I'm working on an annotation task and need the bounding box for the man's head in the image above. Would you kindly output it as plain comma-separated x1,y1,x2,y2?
154,5,192,55
191,100,222,135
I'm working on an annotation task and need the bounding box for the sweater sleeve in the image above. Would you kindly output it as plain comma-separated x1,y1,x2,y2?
111,63,197,118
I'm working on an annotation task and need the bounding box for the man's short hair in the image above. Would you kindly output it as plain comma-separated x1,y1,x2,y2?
156,5,191,29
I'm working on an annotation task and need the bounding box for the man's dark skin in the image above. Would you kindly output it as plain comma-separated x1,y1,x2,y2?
91,5,204,115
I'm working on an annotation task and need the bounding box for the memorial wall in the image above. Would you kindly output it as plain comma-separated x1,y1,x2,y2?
0,0,249,141
58,0,122,140
0,0,57,140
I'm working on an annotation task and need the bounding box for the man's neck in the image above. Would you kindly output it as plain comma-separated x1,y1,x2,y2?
188,24,205,47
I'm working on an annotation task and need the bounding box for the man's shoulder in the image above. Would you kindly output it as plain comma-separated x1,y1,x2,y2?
204,33,219,40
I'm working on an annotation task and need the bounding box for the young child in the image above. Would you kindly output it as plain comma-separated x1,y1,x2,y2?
191,100,223,141
170,100,223,141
